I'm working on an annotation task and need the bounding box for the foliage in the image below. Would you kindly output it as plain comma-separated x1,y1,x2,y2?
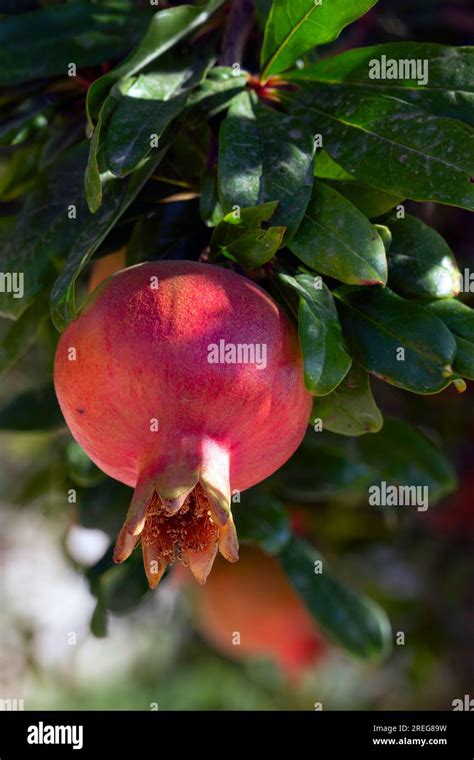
1,0,473,663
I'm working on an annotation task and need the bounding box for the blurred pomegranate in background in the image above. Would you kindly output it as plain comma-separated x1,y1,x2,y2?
188,545,327,679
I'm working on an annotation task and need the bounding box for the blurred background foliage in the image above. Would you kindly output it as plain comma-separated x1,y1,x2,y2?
1,0,474,710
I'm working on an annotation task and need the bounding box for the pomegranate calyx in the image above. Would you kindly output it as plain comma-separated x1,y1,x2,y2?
113,439,238,588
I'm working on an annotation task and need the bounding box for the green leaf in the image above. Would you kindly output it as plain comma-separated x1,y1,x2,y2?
0,143,91,320
289,83,474,211
359,418,457,504
280,273,352,395
104,53,210,177
334,285,465,393
87,548,150,615
0,1,151,87
87,0,225,121
233,489,291,554
210,202,284,267
424,299,474,380
374,224,392,252
0,299,48,377
0,385,64,431
290,43,474,126
50,142,169,332
90,596,109,639
280,537,392,660
260,0,378,79
127,198,208,264
385,213,459,299
278,419,456,504
200,167,225,227
313,149,403,217
313,364,383,436
79,479,132,538
187,66,247,121
218,91,315,241
85,86,124,213
288,181,387,285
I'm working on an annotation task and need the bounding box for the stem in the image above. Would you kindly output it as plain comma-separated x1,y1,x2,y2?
219,0,255,66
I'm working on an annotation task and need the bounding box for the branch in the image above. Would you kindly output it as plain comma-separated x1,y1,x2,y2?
219,0,255,66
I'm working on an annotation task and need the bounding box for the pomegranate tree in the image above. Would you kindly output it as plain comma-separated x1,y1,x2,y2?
54,261,312,587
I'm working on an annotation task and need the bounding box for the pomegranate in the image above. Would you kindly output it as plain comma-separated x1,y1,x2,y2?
190,546,326,677
54,261,311,587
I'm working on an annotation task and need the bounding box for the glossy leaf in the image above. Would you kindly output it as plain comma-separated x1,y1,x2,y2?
87,0,225,121
105,53,210,177
280,273,352,395
50,143,169,331
0,1,151,87
210,202,284,267
234,489,291,554
288,182,387,285
289,83,474,211
187,66,247,121
334,285,464,393
278,419,456,504
313,149,403,217
218,92,315,241
424,299,474,380
290,43,474,126
0,143,91,320
313,364,383,436
260,0,378,79
385,213,459,299
280,536,392,660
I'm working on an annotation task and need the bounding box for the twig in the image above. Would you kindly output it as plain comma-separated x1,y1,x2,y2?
219,0,255,66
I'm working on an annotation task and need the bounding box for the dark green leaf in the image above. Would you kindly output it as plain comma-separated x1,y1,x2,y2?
277,430,373,501
0,385,64,431
289,83,474,210
104,53,210,177
234,489,291,554
85,85,124,213
278,419,456,503
288,181,387,285
280,536,392,660
50,142,170,331
87,0,225,120
290,43,474,126
127,198,208,264
313,364,383,436
187,66,247,121
79,479,132,538
0,298,48,377
334,285,465,393
0,143,91,320
313,149,403,217
87,548,150,615
90,595,109,639
200,167,225,227
218,91,315,241
359,418,457,504
385,213,459,299
260,0,378,79
0,2,151,87
424,299,474,380
280,272,352,395
210,202,284,266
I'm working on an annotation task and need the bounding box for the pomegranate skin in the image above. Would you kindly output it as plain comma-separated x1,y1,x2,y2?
54,261,312,586
191,546,326,678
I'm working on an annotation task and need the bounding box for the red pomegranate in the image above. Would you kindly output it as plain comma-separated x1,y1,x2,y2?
190,546,327,677
54,261,311,587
